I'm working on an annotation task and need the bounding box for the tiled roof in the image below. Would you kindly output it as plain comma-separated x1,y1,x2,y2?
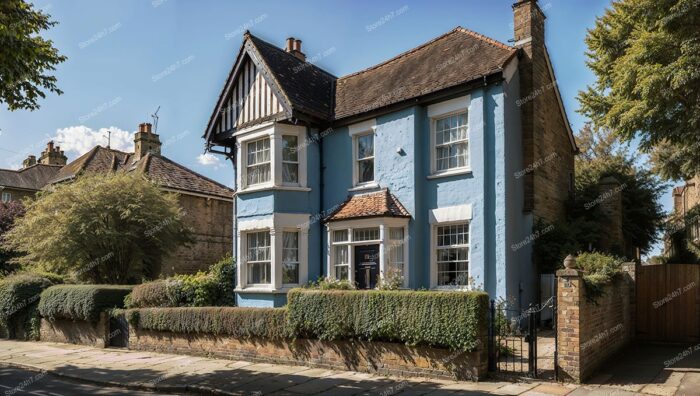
244,27,516,124
49,146,234,200
248,35,336,121
333,28,516,120
134,154,234,199
325,189,411,222
0,164,62,191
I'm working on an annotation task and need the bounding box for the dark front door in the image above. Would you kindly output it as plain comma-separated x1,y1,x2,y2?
355,245,379,290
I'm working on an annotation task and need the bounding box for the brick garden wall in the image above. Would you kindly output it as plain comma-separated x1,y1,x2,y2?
556,263,636,382
39,312,111,348
127,326,488,381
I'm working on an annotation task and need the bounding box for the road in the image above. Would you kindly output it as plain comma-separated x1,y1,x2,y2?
0,367,179,396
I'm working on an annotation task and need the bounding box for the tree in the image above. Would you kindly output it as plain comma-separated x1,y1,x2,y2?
0,201,26,276
534,124,666,271
0,0,67,111
578,0,700,180
3,173,192,284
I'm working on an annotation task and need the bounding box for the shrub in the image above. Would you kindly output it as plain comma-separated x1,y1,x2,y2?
39,285,133,322
287,289,488,351
0,201,26,277
126,255,236,308
127,307,288,339
0,272,61,339
577,252,625,303
304,276,355,290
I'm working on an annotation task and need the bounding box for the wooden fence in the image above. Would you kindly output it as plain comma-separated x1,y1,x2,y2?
636,263,700,343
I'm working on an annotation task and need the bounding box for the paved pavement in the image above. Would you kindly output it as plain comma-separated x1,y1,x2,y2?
0,340,699,395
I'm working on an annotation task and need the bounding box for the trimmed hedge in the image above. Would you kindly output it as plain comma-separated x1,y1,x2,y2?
39,285,133,323
0,273,61,340
127,307,288,339
287,289,488,351
126,255,236,308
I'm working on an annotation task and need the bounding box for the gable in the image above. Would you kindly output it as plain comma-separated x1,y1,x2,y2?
211,55,287,137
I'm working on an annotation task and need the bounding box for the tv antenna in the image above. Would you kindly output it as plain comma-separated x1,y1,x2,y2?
105,130,112,149
151,106,161,134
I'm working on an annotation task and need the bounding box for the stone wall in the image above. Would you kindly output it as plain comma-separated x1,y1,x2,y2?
39,312,112,348
556,263,636,382
127,326,488,381
161,194,233,276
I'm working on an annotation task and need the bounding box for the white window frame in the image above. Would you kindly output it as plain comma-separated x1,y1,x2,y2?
245,137,271,187
428,96,471,178
246,230,272,286
1,191,11,203
282,230,300,286
236,213,310,292
281,135,300,185
434,222,470,289
348,119,378,190
236,123,309,194
326,217,409,288
429,204,473,290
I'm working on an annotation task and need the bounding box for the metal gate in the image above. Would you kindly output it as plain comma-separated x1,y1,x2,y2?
488,297,557,379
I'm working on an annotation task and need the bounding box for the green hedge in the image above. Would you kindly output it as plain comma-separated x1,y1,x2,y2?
127,307,288,339
39,285,133,323
126,255,236,308
0,272,62,340
287,289,488,351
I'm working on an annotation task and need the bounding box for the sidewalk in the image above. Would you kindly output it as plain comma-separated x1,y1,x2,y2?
0,340,695,395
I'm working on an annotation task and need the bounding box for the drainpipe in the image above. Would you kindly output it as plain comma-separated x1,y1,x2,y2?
318,128,325,279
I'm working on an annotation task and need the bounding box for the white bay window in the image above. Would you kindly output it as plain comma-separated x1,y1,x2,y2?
237,214,309,291
236,123,308,192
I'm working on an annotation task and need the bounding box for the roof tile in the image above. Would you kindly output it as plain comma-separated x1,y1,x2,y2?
325,189,411,222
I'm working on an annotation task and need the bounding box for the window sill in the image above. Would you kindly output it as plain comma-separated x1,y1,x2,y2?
427,168,472,180
349,182,380,192
236,287,297,294
238,185,311,194
433,286,471,291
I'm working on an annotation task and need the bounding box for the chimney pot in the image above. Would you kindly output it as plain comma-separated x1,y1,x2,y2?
293,39,302,52
285,37,295,52
139,122,152,134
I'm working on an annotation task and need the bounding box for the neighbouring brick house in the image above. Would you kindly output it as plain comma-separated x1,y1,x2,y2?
0,142,66,203
203,0,576,307
2,124,234,276
666,174,700,258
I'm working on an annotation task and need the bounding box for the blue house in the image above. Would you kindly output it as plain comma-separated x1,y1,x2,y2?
203,0,577,309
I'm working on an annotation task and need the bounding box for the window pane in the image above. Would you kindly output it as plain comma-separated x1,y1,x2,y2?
283,263,299,284
248,262,271,284
434,112,468,172
389,227,404,241
247,138,271,185
357,134,374,159
334,245,348,264
354,228,379,241
282,232,298,261
282,135,298,162
283,163,298,183
335,265,349,281
333,230,348,242
358,159,374,183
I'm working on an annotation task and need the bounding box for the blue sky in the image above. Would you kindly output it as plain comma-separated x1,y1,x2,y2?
0,0,671,255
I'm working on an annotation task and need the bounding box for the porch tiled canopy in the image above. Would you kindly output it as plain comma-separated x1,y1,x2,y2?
324,188,411,222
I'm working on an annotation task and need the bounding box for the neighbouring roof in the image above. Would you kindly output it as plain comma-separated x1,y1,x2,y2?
0,164,62,191
333,27,517,120
49,146,234,200
325,189,411,222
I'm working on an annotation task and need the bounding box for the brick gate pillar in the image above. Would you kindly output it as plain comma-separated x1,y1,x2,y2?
556,255,583,382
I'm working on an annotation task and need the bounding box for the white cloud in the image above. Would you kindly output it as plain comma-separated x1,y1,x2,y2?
53,126,134,156
197,153,222,168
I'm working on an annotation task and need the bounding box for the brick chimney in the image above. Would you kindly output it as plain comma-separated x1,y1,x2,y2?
513,0,546,214
22,155,37,168
285,37,305,62
38,141,67,166
134,122,162,160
